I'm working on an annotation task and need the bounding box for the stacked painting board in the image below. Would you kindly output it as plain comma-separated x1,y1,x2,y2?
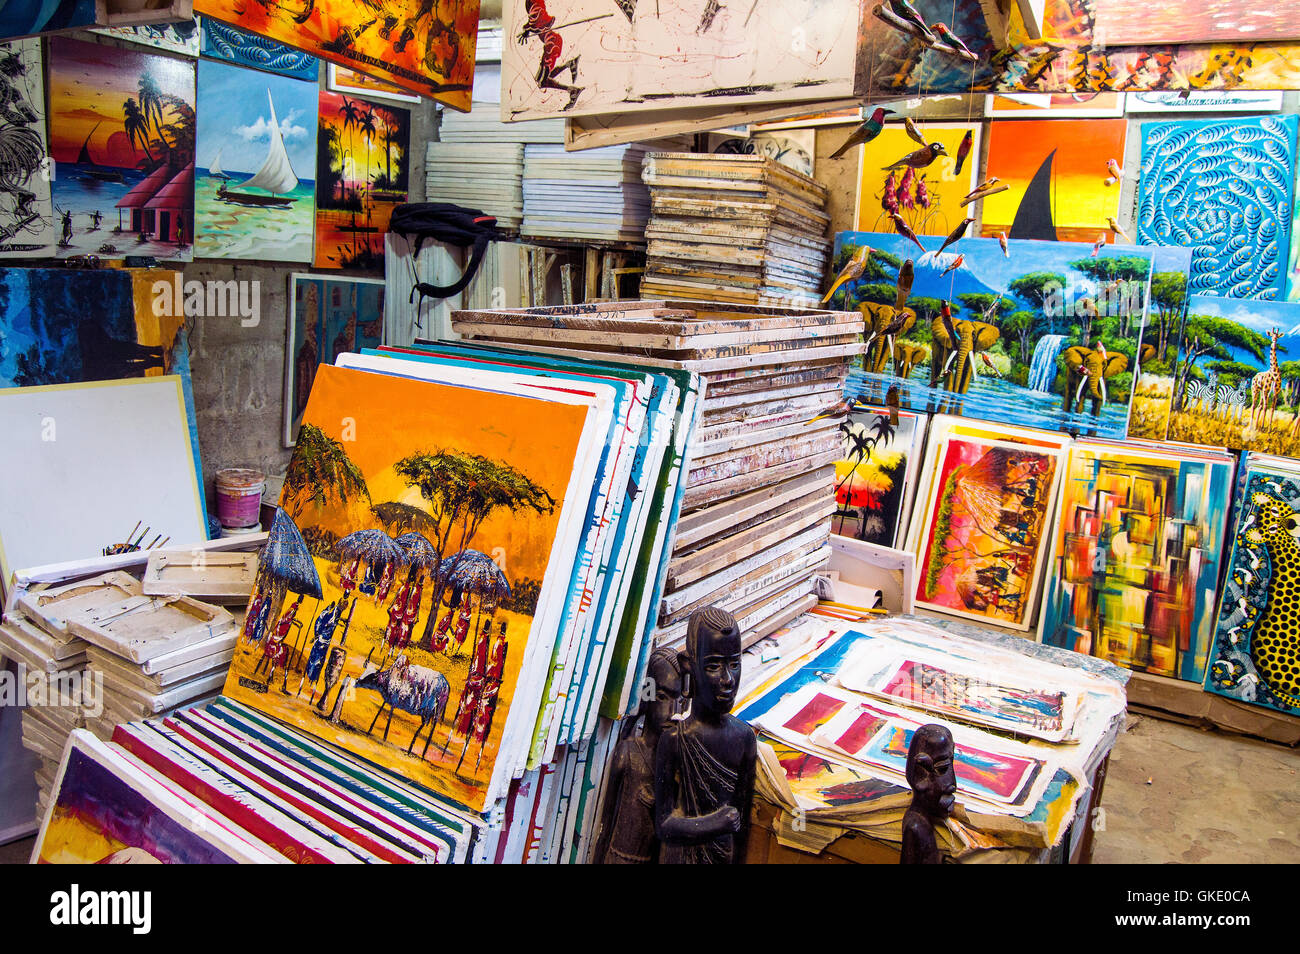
521,143,658,243
427,109,565,230
449,300,864,697
640,153,832,305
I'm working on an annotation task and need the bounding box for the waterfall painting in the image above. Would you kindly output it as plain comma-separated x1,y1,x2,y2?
833,231,1169,440
1039,440,1234,682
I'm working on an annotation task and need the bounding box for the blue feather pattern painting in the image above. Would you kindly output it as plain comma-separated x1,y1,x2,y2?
199,16,319,82
1137,116,1298,301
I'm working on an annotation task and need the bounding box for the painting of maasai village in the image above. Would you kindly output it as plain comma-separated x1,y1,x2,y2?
313,90,409,270
221,363,588,812
1156,296,1300,455
833,232,1162,439
47,36,195,262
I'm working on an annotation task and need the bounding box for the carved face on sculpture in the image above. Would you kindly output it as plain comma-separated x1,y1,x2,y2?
906,724,957,817
684,607,743,716
645,649,682,733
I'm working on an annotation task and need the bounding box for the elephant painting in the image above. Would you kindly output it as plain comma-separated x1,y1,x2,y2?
931,318,1000,394
860,303,916,374
893,341,928,380
1063,345,1128,416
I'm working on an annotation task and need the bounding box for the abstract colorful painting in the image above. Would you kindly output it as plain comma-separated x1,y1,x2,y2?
34,731,269,864
832,406,926,548
982,119,1127,243
196,0,478,108
93,19,201,56
1137,116,1297,301
1039,441,1234,682
835,232,1161,440
853,123,980,237
910,427,1066,630
194,59,318,262
199,16,319,82
283,274,384,445
221,363,592,812
1161,295,1300,455
0,39,55,257
502,0,858,121
1205,463,1300,716
1093,0,1298,45
47,36,195,263
314,90,409,270
856,0,1300,96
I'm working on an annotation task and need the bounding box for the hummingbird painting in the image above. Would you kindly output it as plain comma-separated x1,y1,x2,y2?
939,253,965,277
822,246,872,303
830,107,894,159
882,142,946,170
904,117,927,147
1107,217,1131,242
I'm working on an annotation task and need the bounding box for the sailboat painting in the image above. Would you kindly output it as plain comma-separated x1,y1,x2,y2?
313,89,409,271
194,59,317,262
980,119,1128,245
47,36,196,263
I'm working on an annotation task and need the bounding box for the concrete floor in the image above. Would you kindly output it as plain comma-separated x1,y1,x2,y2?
1,715,1295,864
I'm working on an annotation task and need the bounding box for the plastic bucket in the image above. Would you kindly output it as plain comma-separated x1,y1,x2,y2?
216,468,265,529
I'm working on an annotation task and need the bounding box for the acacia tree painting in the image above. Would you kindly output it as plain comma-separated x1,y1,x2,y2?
1170,315,1275,413
394,450,556,644
283,423,371,518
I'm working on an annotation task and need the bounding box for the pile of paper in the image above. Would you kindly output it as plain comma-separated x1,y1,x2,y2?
450,300,863,706
640,153,832,305
427,107,565,230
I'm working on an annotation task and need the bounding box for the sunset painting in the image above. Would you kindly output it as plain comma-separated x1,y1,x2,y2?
47,35,195,262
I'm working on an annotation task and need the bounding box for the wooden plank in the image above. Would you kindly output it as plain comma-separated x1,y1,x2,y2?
661,523,830,614
675,468,834,546
687,432,841,487
660,541,830,625
667,497,836,589
694,417,841,460
683,448,842,510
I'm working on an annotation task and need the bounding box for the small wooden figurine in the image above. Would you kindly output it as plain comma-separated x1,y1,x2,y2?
901,723,957,864
591,647,682,864
654,606,757,864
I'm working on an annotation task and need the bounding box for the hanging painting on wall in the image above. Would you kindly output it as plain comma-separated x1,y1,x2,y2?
1159,295,1300,455
1137,116,1297,301
502,0,859,121
313,91,409,270
834,232,1163,440
283,274,384,445
194,59,318,262
0,39,56,257
1093,0,1300,45
199,16,319,82
984,92,1125,118
1039,441,1234,682
92,18,201,56
221,363,595,812
326,64,420,105
47,36,195,263
1205,461,1300,716
852,122,980,237
195,0,478,108
981,119,1127,243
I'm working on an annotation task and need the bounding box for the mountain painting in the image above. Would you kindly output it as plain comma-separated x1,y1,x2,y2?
832,231,1170,440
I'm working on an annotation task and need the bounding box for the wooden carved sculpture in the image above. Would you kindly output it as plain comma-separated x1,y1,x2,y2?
591,648,682,864
1062,343,1128,416
900,723,956,865
655,606,756,864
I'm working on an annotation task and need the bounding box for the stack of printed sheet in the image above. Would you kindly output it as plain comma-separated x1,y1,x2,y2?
640,153,832,305
737,615,1128,860
450,299,864,690
522,143,659,243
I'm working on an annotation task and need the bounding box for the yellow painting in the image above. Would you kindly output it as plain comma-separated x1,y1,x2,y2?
854,123,981,237
220,363,590,812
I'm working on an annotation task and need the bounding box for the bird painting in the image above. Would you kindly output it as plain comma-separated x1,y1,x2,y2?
890,213,927,253
936,216,974,255
895,258,914,309
1107,158,1122,179
952,128,973,175
831,107,894,159
939,254,965,277
882,142,946,171
822,246,872,303
1090,234,1107,257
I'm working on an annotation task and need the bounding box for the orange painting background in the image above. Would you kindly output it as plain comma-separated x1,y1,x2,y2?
195,0,479,109
981,119,1127,242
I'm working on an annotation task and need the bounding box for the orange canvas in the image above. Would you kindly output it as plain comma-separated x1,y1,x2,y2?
220,364,591,812
981,119,1127,243
194,0,479,110
854,123,981,237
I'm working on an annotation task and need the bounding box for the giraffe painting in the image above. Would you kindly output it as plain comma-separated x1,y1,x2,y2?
1248,328,1283,427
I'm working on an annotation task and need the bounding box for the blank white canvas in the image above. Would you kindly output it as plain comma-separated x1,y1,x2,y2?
0,376,207,587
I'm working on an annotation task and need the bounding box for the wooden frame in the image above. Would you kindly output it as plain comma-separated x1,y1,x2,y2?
143,550,258,603
66,594,234,664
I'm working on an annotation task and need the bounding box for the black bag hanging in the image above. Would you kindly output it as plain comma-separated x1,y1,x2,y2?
389,202,504,304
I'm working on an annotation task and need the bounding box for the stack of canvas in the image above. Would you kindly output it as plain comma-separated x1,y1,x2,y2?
449,300,864,696
521,143,656,243
640,153,832,305
426,108,564,230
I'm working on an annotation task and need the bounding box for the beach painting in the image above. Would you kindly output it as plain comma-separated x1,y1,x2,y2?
195,59,317,262
47,35,195,263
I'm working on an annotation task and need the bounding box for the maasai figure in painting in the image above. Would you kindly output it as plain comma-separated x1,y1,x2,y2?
517,0,583,109
655,606,757,864
300,597,343,696
382,580,411,655
462,619,510,771
431,586,462,653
